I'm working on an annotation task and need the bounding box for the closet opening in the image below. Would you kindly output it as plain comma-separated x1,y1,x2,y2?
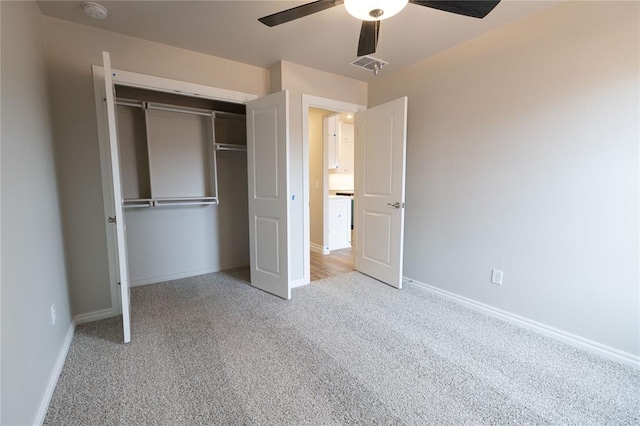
113,85,250,288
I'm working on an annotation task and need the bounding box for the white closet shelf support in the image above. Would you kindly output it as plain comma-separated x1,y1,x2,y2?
215,143,247,152
123,199,153,209
153,197,218,207
115,99,145,108
123,197,218,208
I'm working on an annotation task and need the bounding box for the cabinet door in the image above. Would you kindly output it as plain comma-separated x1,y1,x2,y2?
328,198,351,250
325,115,339,169
337,122,354,174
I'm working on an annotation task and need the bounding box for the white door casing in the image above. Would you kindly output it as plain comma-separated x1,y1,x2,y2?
246,91,291,299
103,51,132,342
355,97,408,289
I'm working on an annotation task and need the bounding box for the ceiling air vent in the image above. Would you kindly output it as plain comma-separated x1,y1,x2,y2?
350,56,389,73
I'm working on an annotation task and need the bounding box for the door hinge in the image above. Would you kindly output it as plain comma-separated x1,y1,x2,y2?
108,216,117,224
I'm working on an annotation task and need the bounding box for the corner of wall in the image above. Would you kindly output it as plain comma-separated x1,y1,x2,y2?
269,61,283,93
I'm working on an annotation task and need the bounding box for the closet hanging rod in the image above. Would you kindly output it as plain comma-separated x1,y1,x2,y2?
152,196,218,202
123,203,152,209
215,112,246,119
154,201,219,207
114,99,245,118
147,103,213,117
115,99,145,108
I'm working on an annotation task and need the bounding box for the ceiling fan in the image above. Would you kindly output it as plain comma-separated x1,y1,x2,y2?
259,0,501,57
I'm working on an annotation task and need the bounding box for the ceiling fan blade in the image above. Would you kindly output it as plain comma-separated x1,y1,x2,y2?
357,20,380,57
409,0,500,19
258,0,344,27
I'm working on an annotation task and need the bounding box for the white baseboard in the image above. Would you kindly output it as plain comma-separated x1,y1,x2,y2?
33,321,75,425
218,261,250,272
310,242,329,255
130,261,250,287
73,308,117,325
404,276,640,369
290,278,309,288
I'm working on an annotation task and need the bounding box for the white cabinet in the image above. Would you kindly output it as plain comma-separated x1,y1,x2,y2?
328,196,351,250
336,122,354,174
325,115,340,170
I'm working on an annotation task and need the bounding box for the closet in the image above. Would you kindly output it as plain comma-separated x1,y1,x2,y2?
114,86,249,286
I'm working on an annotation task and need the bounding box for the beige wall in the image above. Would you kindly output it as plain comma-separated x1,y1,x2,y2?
273,61,366,283
278,60,367,106
43,17,270,315
309,108,334,248
270,62,283,93
1,3,72,424
369,1,639,355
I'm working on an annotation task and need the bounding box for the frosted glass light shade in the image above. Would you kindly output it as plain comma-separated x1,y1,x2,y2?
344,0,409,21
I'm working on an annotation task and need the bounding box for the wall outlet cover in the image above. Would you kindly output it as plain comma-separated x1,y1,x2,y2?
491,269,503,285
50,304,57,325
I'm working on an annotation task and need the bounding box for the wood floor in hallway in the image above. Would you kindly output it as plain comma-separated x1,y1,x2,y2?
310,246,354,282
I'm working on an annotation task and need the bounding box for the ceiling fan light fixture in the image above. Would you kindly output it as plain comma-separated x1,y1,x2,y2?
345,0,409,21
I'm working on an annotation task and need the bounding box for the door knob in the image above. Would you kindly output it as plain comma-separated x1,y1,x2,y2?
387,202,401,209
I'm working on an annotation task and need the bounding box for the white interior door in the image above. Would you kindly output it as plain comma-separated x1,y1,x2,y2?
355,97,408,289
246,91,291,299
103,51,132,342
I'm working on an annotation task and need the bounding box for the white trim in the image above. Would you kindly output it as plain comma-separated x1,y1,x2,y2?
92,65,122,317
290,278,308,289
73,308,117,325
310,242,329,255
33,322,75,425
301,94,365,287
110,69,258,104
92,64,258,324
405,276,640,369
131,262,250,287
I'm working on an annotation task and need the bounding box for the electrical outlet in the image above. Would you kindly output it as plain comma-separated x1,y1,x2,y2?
50,304,56,325
491,269,503,286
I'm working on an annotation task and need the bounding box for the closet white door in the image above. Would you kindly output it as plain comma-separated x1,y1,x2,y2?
103,51,132,342
246,91,291,299
354,97,408,289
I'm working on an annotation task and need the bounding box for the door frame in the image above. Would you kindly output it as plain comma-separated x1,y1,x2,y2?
92,66,257,318
301,95,365,286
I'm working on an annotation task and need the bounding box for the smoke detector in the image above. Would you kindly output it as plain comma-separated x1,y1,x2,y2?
350,56,388,76
83,2,108,19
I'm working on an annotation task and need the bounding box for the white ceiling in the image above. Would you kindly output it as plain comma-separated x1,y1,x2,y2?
37,0,561,82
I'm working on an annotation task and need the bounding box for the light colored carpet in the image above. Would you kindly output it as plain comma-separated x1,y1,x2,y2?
45,269,640,425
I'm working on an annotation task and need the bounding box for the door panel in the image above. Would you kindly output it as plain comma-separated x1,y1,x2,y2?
253,108,280,199
246,91,290,299
362,211,392,265
355,97,408,288
255,217,280,276
103,51,132,342
363,117,394,195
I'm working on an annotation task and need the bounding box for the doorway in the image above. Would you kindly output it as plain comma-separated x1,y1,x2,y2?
302,95,365,284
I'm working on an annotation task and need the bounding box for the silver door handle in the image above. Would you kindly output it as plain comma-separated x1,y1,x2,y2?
387,202,401,209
